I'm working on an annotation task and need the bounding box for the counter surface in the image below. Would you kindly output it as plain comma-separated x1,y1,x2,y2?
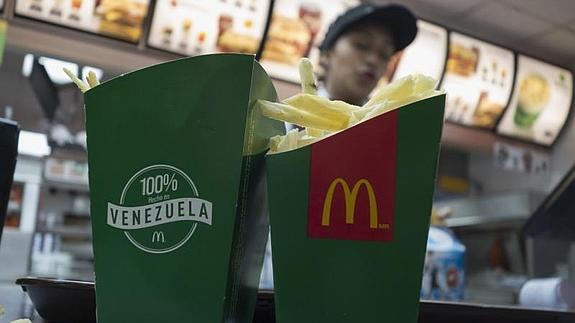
2,284,575,323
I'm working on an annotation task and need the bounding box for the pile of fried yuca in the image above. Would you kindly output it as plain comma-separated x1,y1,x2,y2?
258,58,443,153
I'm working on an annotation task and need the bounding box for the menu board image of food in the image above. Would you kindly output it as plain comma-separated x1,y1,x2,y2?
441,32,515,129
96,0,149,41
147,0,270,56
260,0,358,83
497,55,573,146
15,0,150,42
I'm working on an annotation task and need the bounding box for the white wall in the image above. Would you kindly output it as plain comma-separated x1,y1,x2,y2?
468,151,552,195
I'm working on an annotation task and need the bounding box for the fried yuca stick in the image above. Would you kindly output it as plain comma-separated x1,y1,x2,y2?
283,94,353,130
259,58,356,132
284,93,357,112
298,57,317,95
63,68,90,93
297,58,342,135
258,100,348,132
364,74,438,108
86,71,100,88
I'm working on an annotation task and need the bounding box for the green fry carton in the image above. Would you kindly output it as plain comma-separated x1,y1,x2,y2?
84,54,284,323
266,95,445,323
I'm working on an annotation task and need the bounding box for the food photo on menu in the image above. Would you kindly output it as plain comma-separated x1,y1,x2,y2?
213,0,268,54
441,33,514,129
260,0,357,82
262,14,312,65
447,43,478,77
215,16,258,54
497,55,573,146
14,0,150,42
147,0,269,56
262,1,326,64
215,0,266,55
95,0,149,41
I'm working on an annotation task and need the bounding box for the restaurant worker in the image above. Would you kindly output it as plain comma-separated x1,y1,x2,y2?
317,3,418,105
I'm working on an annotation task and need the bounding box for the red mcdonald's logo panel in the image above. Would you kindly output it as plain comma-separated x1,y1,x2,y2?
308,111,398,242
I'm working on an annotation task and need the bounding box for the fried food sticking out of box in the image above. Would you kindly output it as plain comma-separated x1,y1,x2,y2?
258,58,443,154
64,68,100,93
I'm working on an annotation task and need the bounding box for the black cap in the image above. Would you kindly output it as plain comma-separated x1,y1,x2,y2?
319,3,418,52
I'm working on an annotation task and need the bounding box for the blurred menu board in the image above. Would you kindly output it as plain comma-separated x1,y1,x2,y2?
260,0,358,83
388,20,447,83
15,0,150,42
147,0,271,56
441,32,515,129
0,0,4,11
497,55,573,146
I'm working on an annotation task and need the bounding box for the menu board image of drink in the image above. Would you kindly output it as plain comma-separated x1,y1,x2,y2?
441,32,515,129
147,0,271,56
260,0,358,83
15,0,150,42
497,55,573,146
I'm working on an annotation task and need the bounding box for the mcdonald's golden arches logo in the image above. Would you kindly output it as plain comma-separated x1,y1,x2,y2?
321,178,389,230
308,176,394,242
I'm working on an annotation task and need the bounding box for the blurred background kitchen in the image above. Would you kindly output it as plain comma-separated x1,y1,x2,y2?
1,0,575,312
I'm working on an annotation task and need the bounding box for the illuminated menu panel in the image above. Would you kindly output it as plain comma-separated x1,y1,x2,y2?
147,0,271,56
15,0,151,42
371,20,447,95
390,20,447,83
441,32,515,129
497,55,573,146
260,0,358,83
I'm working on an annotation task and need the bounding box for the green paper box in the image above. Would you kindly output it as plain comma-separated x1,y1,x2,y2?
84,54,284,323
266,95,445,323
